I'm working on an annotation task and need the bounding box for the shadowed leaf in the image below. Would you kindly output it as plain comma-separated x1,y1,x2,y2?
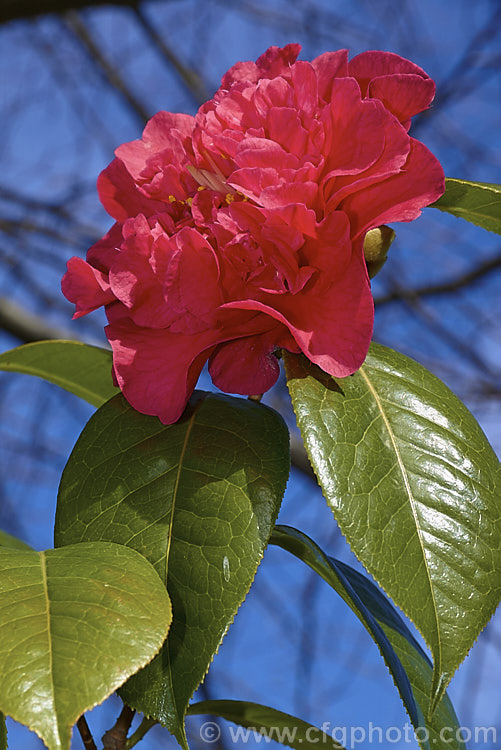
0,713,6,750
55,391,289,748
188,700,345,750
272,525,465,750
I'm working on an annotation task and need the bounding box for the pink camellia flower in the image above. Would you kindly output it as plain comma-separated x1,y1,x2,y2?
62,44,444,424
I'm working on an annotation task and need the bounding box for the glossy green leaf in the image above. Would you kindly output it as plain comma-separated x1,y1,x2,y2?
55,391,289,748
0,341,118,407
0,713,6,750
187,700,345,750
431,178,501,234
0,542,171,750
284,345,501,713
0,529,33,551
271,525,465,750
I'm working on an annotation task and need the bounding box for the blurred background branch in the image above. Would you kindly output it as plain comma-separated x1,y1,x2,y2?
1,1,500,747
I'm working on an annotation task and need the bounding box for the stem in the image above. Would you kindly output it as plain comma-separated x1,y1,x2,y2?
102,704,135,750
77,716,97,750
125,717,158,749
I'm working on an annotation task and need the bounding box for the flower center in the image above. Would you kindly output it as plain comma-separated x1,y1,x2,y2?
187,164,237,196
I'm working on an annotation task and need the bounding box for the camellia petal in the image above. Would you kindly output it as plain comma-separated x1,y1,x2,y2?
340,138,445,238
348,50,435,127
162,227,223,333
62,43,444,423
86,223,122,273
105,316,220,424
221,44,301,89
367,74,436,128
348,50,432,95
311,49,349,100
221,246,373,378
62,257,115,319
97,158,166,222
209,326,299,396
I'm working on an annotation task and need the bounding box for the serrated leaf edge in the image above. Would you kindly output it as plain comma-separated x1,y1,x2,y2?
284,351,500,719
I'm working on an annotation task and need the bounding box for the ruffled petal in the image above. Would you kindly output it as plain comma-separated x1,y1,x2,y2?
222,248,373,378
290,61,318,117
97,158,166,221
348,50,431,94
321,78,386,177
86,223,122,273
368,74,436,126
163,227,223,333
209,325,297,395
105,316,220,424
62,257,115,319
221,44,301,89
116,111,194,189
340,138,445,237
311,50,349,100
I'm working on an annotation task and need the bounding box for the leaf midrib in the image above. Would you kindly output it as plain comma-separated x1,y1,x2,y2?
438,205,500,223
164,408,198,743
358,365,441,667
0,361,106,407
40,551,59,746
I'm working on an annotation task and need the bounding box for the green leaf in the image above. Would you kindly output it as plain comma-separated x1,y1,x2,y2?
271,525,465,750
0,541,171,750
187,700,345,750
431,178,501,234
0,713,6,750
0,341,118,407
55,392,289,748
0,529,33,551
284,345,501,713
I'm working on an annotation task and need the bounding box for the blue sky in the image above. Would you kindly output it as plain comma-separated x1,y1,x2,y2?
0,1,500,747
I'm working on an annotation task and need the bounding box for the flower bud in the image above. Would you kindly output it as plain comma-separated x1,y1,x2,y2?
363,225,396,278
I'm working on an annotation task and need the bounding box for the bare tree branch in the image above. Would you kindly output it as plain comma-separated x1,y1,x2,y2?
132,5,210,107
374,251,501,305
0,297,73,342
63,10,152,126
1,0,161,24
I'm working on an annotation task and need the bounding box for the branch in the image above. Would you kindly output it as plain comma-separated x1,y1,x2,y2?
77,716,97,750
290,431,315,481
63,10,151,126
102,704,135,750
132,6,210,107
0,183,100,235
1,0,161,24
0,297,74,343
374,252,501,306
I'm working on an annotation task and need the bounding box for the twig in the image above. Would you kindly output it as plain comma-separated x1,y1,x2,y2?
64,10,151,125
0,0,161,24
374,252,501,305
132,6,210,107
0,297,74,343
125,717,158,749
77,715,98,750
102,704,136,750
